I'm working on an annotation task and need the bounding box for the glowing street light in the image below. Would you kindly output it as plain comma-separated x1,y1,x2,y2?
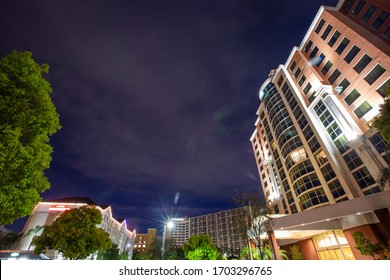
161,220,174,260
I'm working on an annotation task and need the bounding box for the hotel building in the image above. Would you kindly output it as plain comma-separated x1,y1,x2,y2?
250,0,390,259
133,228,157,253
190,208,247,251
15,197,136,259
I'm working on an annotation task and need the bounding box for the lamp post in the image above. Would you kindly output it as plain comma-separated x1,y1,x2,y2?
161,220,174,260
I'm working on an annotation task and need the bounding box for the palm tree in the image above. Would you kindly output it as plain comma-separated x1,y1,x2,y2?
24,225,43,250
377,167,390,189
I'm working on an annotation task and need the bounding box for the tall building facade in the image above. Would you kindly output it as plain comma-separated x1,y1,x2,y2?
15,197,136,259
133,228,157,253
166,218,190,247
190,208,247,251
251,0,390,259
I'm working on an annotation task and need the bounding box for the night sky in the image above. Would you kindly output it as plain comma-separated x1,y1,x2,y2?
1,0,339,233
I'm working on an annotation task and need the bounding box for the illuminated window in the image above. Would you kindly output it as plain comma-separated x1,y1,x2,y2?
354,100,372,119
290,147,307,164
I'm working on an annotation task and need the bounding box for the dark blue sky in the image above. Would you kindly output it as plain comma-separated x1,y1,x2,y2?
1,0,339,233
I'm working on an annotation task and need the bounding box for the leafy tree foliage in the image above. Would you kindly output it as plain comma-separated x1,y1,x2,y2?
182,235,222,260
0,230,21,250
374,85,390,143
352,231,382,260
374,85,390,188
97,242,128,260
0,50,61,225
33,206,111,259
232,189,274,260
240,244,288,260
24,225,43,250
289,244,304,260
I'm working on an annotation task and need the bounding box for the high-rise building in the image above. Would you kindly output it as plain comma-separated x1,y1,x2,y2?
251,0,390,259
15,197,136,259
190,208,247,251
166,218,190,247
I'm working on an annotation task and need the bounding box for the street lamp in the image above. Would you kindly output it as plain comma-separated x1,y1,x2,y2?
161,220,174,260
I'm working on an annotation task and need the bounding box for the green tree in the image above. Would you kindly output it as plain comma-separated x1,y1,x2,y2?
182,235,222,260
0,50,61,225
289,244,304,260
374,85,390,188
0,230,21,250
33,206,111,259
240,244,288,260
97,242,128,260
351,231,382,260
232,189,274,260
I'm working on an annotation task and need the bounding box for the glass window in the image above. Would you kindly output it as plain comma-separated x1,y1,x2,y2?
328,69,341,85
352,0,366,16
328,30,340,47
336,78,350,94
344,45,361,63
298,75,306,86
334,135,351,154
308,92,317,104
328,179,346,199
343,150,363,170
353,54,372,73
377,78,390,97
315,19,326,34
364,64,386,85
314,53,325,67
321,61,333,75
344,89,361,105
303,82,312,95
384,26,390,39
354,100,373,118
290,61,297,72
321,24,333,40
361,5,378,23
294,67,302,79
304,40,313,53
335,37,350,55
342,0,356,13
309,46,319,59
372,11,389,30
352,167,376,189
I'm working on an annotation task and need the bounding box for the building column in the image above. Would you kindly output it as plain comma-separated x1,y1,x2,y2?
268,230,281,260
